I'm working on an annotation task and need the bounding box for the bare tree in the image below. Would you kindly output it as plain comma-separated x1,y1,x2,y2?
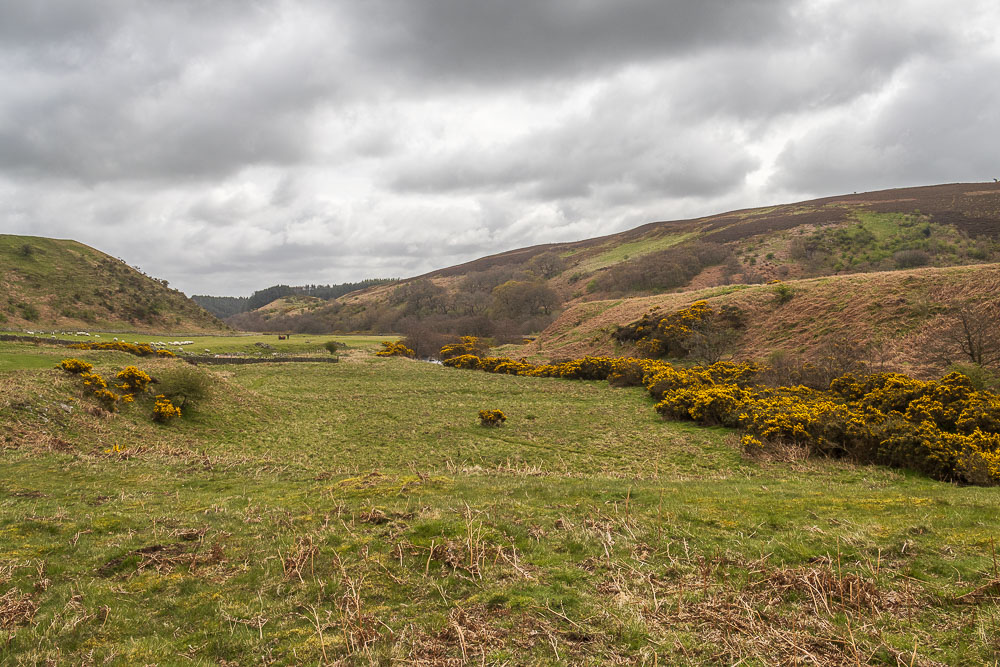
932,301,1000,368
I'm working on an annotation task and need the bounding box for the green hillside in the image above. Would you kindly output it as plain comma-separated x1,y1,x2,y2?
0,235,227,333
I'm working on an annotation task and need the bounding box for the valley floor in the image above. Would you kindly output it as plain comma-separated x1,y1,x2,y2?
1,336,998,664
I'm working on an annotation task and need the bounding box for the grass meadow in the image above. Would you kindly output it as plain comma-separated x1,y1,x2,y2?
1,335,999,664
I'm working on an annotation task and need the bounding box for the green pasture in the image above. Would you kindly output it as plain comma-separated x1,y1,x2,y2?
1,331,392,360
564,232,696,274
0,339,998,664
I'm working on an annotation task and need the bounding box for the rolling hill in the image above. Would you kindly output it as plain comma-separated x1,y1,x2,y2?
0,234,227,333
228,182,1000,347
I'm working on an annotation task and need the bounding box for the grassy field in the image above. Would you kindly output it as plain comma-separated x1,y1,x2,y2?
0,332,392,364
1,338,999,664
564,233,696,274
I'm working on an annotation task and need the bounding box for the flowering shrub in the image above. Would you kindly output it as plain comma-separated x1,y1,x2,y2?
152,395,182,423
60,358,93,374
612,301,714,357
478,410,507,427
62,360,186,421
656,384,748,427
93,388,126,411
440,336,490,360
375,341,416,358
443,354,482,370
115,366,152,394
80,371,108,390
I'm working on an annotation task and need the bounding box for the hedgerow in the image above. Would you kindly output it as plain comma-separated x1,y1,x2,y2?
69,341,176,358
443,352,1000,485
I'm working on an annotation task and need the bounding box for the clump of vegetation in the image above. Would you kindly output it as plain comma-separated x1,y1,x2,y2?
79,371,107,390
772,283,794,304
152,395,182,423
59,358,93,374
612,300,744,362
155,365,212,411
478,409,506,427
16,302,40,322
375,341,416,358
115,366,152,394
59,358,188,423
323,340,341,355
440,336,490,360
93,387,128,411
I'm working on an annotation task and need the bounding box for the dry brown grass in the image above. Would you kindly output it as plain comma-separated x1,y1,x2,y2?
526,263,1000,374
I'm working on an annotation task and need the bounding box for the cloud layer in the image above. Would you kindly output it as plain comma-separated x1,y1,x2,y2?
2,1,998,295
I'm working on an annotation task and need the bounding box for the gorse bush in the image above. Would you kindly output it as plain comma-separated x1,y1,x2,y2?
772,283,794,305
59,358,93,374
478,410,507,427
115,366,151,394
152,395,182,423
375,341,416,358
440,336,490,360
60,358,188,424
613,301,743,361
79,372,107,390
93,387,128,411
444,352,1000,485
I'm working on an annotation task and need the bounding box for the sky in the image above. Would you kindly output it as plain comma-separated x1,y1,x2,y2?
2,1,999,296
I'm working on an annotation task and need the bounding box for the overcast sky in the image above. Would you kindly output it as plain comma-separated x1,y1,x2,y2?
2,1,998,296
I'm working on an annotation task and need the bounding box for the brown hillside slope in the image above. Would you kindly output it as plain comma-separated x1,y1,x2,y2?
230,182,1000,337
420,181,1000,282
347,181,1000,305
0,234,228,333
525,263,1000,376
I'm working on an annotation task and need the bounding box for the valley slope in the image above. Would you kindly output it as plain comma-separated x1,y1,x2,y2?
230,182,1000,355
0,234,227,333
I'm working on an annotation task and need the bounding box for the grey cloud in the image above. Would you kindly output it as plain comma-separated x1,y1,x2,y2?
0,1,352,183
389,83,758,203
346,0,794,85
771,55,1000,194
0,1,118,50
